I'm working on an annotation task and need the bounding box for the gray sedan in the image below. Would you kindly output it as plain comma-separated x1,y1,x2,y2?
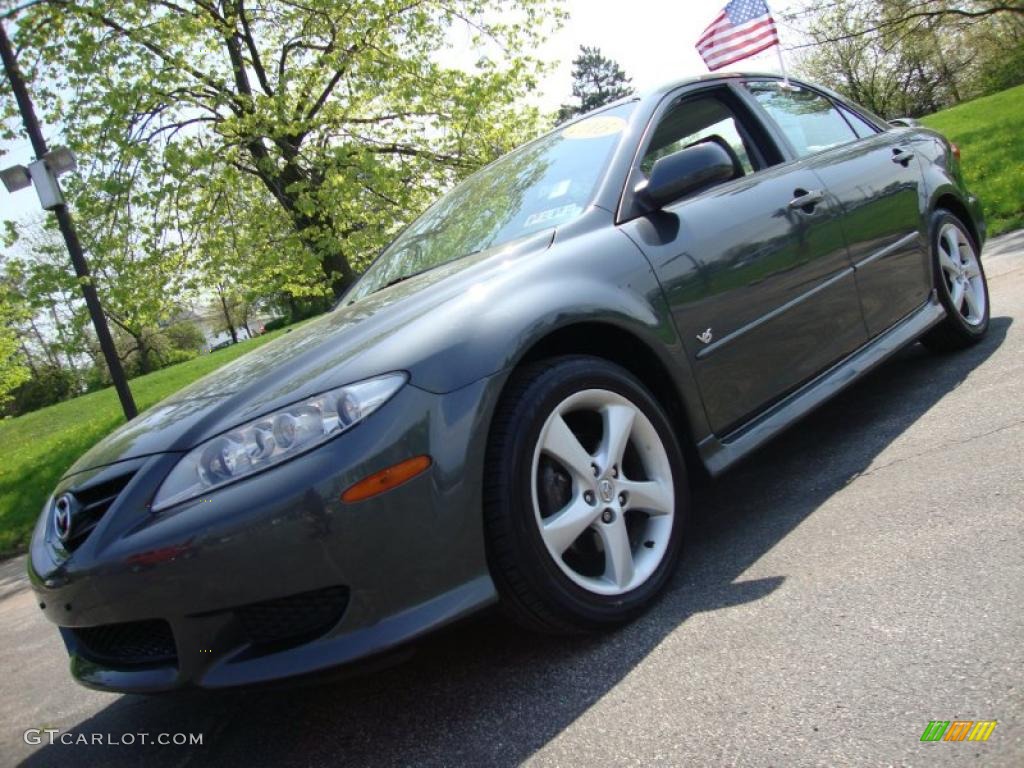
28,72,988,692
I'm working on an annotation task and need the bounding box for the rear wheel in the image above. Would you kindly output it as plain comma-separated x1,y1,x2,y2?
921,209,990,352
484,356,688,633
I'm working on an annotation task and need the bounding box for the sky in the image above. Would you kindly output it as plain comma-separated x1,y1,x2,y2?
529,0,800,112
1,0,802,231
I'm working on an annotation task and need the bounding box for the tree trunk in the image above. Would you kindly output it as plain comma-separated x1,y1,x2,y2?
18,339,39,378
317,244,356,298
136,337,153,374
239,305,253,338
27,317,61,369
217,286,238,344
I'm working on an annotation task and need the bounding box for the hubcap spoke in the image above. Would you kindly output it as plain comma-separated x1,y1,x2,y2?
542,414,594,481
942,228,962,265
950,279,965,310
964,258,981,279
599,404,635,472
938,248,959,276
618,478,673,516
541,496,600,554
963,282,982,319
598,515,635,588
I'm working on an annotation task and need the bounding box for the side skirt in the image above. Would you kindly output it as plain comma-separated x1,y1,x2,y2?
697,293,946,476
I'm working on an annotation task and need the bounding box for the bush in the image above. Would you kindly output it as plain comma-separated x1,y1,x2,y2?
160,348,198,367
2,364,81,417
262,315,291,332
164,320,206,353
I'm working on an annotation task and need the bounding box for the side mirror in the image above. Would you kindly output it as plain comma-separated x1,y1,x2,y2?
640,143,737,209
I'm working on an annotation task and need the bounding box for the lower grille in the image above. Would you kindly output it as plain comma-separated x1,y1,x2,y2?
71,619,177,667
236,586,349,650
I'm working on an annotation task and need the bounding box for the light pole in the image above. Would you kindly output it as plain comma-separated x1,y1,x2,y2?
0,19,137,420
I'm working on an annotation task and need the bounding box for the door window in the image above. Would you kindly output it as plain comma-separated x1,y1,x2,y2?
640,95,759,177
747,83,858,157
619,87,781,221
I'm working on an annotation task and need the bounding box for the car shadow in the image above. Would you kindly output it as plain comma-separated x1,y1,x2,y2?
19,317,1011,768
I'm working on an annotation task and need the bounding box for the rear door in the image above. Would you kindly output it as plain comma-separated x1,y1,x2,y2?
618,84,867,436
744,81,931,337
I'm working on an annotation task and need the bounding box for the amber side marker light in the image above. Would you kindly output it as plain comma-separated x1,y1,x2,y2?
951,142,961,161
342,455,432,503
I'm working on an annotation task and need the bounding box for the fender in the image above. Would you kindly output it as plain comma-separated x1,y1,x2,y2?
910,127,986,247
405,210,714,443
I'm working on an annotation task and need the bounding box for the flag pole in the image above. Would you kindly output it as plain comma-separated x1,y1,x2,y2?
775,43,789,85
770,0,789,86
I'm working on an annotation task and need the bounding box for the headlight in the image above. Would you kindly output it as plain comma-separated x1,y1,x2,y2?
151,372,407,511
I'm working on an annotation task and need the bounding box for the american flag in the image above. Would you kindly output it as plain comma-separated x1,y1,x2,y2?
696,0,780,72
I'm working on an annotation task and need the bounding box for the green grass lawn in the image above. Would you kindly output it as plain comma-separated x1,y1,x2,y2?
922,83,1024,237
0,327,297,558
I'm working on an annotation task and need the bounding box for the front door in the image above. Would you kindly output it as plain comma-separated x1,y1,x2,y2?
619,86,867,435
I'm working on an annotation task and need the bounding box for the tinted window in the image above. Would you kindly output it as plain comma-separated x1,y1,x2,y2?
349,103,635,300
747,83,857,157
838,105,880,138
641,94,756,177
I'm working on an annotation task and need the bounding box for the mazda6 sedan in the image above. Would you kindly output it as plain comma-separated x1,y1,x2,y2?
29,73,989,692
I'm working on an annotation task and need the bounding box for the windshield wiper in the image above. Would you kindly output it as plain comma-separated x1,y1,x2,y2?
349,246,486,305
383,273,416,290
371,249,483,297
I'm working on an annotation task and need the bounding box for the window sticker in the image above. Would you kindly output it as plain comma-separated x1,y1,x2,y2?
523,203,582,228
562,115,627,140
547,179,571,199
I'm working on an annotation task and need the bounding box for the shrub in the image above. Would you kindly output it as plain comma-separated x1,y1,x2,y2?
2,364,81,417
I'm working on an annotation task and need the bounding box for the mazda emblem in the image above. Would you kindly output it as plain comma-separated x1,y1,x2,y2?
53,493,77,543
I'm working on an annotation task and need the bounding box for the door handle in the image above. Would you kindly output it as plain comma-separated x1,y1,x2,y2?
892,148,915,165
788,189,824,212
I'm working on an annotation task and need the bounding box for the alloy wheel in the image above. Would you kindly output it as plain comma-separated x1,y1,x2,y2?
530,388,675,596
937,221,986,326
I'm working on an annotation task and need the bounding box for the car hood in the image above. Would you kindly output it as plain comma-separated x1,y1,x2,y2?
64,229,556,477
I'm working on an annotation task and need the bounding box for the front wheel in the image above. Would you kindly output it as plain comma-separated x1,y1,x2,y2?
921,209,990,352
484,356,688,633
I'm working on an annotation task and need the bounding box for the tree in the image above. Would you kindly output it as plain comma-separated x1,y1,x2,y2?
2,0,563,300
0,270,32,409
557,45,633,123
789,0,1024,116
788,0,1023,43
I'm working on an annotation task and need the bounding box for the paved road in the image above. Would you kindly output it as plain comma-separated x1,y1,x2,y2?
2,231,1023,768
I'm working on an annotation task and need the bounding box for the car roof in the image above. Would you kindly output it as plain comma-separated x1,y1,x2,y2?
585,71,787,114
642,71,799,103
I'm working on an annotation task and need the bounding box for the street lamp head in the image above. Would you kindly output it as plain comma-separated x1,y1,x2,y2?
45,146,77,175
0,163,31,193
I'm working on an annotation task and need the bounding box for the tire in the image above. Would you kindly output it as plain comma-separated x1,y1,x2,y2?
483,355,688,633
921,209,990,353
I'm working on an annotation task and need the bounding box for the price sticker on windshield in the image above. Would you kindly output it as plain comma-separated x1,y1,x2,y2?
562,115,627,140
523,203,582,228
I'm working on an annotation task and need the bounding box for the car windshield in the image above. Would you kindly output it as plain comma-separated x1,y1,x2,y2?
347,102,636,301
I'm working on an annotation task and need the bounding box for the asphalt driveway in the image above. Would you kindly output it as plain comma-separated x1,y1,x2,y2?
2,230,1022,768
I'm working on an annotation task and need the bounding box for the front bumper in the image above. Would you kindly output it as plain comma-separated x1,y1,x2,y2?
28,377,502,692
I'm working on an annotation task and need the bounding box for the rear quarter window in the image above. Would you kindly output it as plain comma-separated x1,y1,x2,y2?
837,105,881,138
